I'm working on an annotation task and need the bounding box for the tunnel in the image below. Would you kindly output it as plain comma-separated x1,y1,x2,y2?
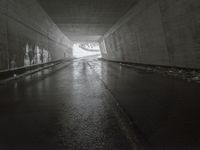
0,0,200,149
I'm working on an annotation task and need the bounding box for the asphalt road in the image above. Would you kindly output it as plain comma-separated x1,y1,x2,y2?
0,58,133,150
88,59,200,150
1,57,200,150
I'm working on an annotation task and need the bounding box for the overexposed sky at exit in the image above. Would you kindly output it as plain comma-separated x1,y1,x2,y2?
73,44,101,58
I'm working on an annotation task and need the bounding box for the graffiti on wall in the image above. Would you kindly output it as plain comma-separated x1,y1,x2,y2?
0,43,8,70
24,43,51,66
0,43,53,70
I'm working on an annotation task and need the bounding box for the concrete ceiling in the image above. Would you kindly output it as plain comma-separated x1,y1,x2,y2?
37,0,137,42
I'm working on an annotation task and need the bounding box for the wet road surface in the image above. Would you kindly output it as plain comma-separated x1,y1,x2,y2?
0,59,133,150
88,60,200,149
1,57,200,149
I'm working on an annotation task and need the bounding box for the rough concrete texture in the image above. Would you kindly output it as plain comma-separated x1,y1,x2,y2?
0,0,73,71
99,0,200,69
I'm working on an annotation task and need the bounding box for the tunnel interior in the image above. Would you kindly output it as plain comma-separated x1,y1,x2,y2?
37,0,138,59
0,0,200,149
36,0,200,69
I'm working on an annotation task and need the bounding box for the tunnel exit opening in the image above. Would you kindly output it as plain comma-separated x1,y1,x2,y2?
73,42,101,58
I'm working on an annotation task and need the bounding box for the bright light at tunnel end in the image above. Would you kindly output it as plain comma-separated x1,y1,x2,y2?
73,42,101,58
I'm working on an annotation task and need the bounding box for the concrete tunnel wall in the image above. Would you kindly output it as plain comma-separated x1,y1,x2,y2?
98,0,200,145
99,0,200,69
0,0,73,71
